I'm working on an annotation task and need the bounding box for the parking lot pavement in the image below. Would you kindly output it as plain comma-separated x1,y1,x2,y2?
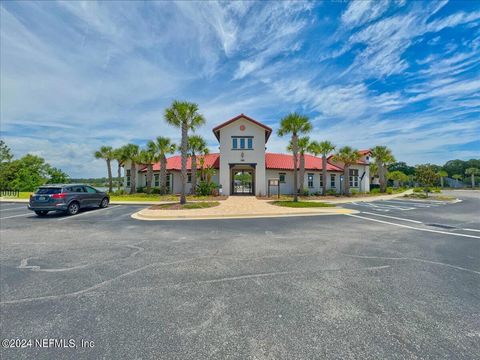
0,192,479,359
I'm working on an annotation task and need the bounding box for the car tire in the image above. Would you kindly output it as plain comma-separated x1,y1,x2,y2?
99,197,109,208
34,210,48,216
67,201,80,215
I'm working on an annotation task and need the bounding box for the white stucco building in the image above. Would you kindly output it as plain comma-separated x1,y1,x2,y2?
124,114,371,196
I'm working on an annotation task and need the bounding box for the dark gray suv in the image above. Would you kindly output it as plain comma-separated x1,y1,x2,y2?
28,184,110,216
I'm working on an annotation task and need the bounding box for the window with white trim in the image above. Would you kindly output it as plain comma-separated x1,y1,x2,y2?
187,173,192,183
330,174,336,188
232,136,253,150
308,173,314,188
349,169,359,187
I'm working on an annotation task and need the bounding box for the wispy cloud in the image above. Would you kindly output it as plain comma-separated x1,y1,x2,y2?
0,0,479,177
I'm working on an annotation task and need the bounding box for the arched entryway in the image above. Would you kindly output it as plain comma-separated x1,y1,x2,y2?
230,164,255,195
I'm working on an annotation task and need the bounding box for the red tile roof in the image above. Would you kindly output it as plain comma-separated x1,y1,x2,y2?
212,114,272,142
265,153,344,172
140,152,344,172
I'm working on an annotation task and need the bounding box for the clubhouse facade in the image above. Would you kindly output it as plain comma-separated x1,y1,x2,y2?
124,114,371,196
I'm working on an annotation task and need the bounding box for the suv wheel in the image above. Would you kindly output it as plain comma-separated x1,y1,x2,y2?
35,210,48,216
67,202,80,215
100,197,109,208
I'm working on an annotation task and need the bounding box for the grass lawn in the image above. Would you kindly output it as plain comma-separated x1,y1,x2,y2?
270,201,336,208
149,201,220,210
0,192,31,199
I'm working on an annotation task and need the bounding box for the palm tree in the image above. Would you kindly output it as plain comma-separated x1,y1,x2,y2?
113,146,129,191
437,170,448,188
165,101,206,204
465,167,479,188
452,174,462,188
277,113,312,202
332,146,361,195
288,137,310,194
188,135,209,195
139,148,157,194
148,137,176,195
370,146,395,193
94,146,115,193
309,140,335,196
122,144,140,194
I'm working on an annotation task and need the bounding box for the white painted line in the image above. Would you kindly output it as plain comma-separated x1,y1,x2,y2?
380,200,436,207
361,211,423,224
0,206,28,212
462,228,480,233
57,205,121,221
346,214,480,239
0,213,32,220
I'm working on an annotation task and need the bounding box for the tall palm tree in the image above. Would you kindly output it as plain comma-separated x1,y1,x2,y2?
309,140,335,196
332,146,361,195
139,148,157,194
370,146,395,193
94,146,115,193
122,144,140,194
188,135,209,195
437,170,448,188
148,137,176,195
277,112,312,202
113,146,129,191
165,101,206,204
465,167,479,188
288,136,310,194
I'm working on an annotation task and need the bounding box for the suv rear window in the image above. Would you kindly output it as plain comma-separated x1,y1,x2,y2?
36,187,62,194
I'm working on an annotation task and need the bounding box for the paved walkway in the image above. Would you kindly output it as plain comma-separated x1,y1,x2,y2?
131,196,357,221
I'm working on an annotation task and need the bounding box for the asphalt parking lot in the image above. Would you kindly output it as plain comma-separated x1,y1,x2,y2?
1,191,479,359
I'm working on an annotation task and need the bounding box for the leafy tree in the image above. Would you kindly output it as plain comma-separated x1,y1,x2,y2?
288,136,310,193
332,146,361,195
308,140,335,196
0,140,13,163
371,146,395,193
139,148,158,194
188,135,208,195
47,167,69,184
437,170,448,188
465,167,479,188
443,159,467,178
387,170,408,187
148,137,176,195
94,146,115,193
388,161,415,176
165,100,206,204
415,164,439,196
277,112,312,202
7,155,50,191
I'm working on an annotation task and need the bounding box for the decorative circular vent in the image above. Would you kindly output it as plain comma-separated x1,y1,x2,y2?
240,125,245,131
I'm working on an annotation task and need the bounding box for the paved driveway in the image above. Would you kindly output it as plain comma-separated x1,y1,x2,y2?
0,191,479,359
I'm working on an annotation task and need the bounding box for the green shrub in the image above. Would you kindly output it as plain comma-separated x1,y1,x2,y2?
351,189,359,195
413,187,424,193
386,187,393,194
370,188,380,194
136,187,145,193
326,189,337,196
196,181,218,196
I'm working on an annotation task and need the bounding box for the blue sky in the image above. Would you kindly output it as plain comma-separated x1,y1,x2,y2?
1,0,479,177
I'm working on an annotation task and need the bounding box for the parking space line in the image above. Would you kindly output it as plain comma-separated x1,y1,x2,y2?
0,213,33,220
380,200,436,207
0,206,28,212
57,205,121,221
361,211,423,224
462,228,480,233
346,214,480,239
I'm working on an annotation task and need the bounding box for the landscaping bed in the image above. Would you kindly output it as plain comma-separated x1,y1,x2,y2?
110,194,227,202
148,201,220,210
270,201,336,208
403,194,456,201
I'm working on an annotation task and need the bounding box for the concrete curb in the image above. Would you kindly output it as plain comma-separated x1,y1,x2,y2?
131,208,359,221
